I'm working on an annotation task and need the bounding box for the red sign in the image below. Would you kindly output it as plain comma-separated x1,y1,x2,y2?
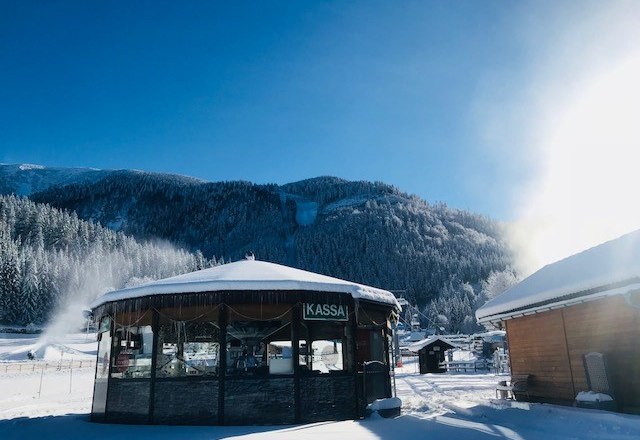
116,352,130,373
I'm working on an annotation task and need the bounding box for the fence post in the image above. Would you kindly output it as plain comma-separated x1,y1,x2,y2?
38,365,45,398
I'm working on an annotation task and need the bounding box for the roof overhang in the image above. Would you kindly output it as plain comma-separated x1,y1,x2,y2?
90,260,401,312
477,281,640,325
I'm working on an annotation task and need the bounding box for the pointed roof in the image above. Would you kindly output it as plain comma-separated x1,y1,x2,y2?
407,336,456,353
90,259,400,310
477,229,640,323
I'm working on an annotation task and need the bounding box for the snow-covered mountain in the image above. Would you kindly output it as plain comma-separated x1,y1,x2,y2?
0,164,112,196
0,164,205,197
1,164,515,331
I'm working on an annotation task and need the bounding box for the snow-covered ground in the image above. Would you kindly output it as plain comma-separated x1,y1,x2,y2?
1,335,639,439
0,331,97,362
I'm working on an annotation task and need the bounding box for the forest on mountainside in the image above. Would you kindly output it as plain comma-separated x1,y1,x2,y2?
0,195,211,325
0,165,519,331
26,171,516,331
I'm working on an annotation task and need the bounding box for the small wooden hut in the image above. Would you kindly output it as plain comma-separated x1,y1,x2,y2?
476,230,640,414
89,259,400,425
408,336,455,373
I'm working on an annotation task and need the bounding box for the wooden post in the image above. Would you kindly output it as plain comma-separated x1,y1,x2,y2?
104,315,115,421
148,309,159,424
383,326,392,397
38,364,44,398
560,309,577,398
292,302,301,423
218,304,228,425
351,299,360,418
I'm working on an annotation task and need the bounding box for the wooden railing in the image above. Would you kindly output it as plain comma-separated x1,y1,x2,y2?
442,360,493,373
0,359,96,374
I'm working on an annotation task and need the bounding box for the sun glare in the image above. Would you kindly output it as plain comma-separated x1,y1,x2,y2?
512,54,640,273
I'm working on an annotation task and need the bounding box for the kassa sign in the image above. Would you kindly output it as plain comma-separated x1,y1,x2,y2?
303,303,349,321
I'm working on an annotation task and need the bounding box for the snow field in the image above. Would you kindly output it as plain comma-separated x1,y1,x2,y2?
1,335,640,439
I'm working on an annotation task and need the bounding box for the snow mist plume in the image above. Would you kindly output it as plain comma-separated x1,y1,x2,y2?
36,239,200,356
35,252,121,355
484,2,640,275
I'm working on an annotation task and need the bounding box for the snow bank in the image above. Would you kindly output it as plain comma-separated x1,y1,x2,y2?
367,397,402,411
91,260,401,310
477,229,640,322
576,391,614,402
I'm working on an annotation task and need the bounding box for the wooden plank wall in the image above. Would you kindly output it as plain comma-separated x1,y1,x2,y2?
563,296,640,413
506,309,575,401
506,295,640,413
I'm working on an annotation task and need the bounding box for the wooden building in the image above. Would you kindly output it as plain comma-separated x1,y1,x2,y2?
408,336,455,373
89,259,400,425
476,231,640,414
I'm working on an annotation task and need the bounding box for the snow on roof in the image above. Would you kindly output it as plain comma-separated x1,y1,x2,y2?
407,336,456,353
477,229,640,322
91,259,400,310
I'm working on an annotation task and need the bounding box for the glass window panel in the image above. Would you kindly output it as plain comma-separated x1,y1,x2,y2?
111,325,153,379
156,321,219,378
226,319,292,376
96,318,111,380
300,321,350,374
311,339,343,372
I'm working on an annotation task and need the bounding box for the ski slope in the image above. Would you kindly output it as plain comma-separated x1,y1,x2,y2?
1,335,639,439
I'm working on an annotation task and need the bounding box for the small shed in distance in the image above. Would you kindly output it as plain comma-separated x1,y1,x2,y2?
409,336,456,373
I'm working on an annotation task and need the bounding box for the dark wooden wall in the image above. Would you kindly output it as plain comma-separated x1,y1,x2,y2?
153,379,218,424
506,295,640,413
300,376,357,423
225,377,295,425
106,380,151,423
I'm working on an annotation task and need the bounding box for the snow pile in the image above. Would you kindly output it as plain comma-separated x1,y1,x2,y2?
450,349,477,362
91,259,401,310
367,397,402,411
477,229,640,321
576,391,614,403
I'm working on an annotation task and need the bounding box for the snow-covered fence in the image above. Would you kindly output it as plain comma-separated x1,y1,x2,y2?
443,359,493,373
0,359,96,374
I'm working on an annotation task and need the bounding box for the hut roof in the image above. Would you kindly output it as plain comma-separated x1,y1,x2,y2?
477,229,640,323
407,336,456,353
90,259,400,310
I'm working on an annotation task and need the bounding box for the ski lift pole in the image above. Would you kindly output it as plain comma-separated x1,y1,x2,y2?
69,365,73,394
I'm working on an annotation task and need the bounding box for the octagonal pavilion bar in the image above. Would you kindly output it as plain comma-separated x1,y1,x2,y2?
89,259,400,425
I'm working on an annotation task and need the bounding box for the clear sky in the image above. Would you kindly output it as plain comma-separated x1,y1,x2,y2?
1,1,639,246
0,1,529,217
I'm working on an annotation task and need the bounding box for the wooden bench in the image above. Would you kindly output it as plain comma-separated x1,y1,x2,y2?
496,374,531,401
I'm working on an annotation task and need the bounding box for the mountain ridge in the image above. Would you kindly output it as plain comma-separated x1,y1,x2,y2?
1,163,515,331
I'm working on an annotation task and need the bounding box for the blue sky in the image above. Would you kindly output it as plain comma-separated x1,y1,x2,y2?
0,1,630,221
